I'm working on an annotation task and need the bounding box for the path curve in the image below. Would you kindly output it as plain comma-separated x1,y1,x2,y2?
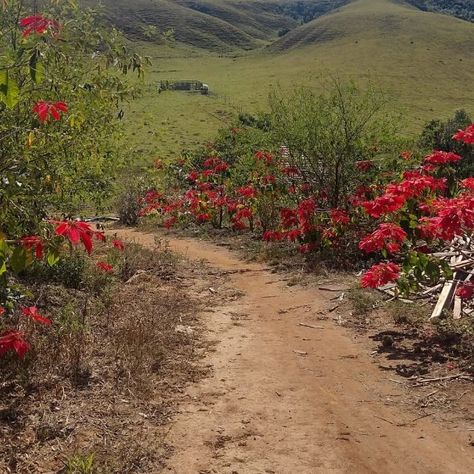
114,228,474,474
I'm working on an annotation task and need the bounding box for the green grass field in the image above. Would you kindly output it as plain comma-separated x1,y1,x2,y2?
117,0,474,168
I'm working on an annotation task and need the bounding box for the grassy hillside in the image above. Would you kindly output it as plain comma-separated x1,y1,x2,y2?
90,0,348,52
270,0,474,51
99,0,473,169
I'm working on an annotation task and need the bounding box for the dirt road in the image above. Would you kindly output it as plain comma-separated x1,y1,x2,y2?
115,228,474,474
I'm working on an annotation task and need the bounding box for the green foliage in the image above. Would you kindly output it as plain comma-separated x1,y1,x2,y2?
0,0,146,238
269,79,400,207
63,453,96,474
419,109,474,177
28,250,88,290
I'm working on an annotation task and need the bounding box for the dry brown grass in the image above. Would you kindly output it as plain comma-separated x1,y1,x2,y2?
0,241,213,473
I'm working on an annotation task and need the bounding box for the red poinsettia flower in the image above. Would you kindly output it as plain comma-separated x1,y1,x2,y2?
361,193,406,219
237,185,257,199
461,178,474,192
0,330,30,358
213,161,230,173
330,209,350,226
33,101,68,123
424,150,461,165
112,239,125,251
20,235,44,259
53,220,94,254
263,230,283,242
452,124,474,145
21,306,52,325
262,174,276,185
359,223,407,254
361,262,401,288
196,213,211,223
20,16,61,38
456,283,474,300
96,262,113,273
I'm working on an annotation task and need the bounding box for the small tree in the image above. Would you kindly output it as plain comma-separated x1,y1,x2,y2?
269,79,399,208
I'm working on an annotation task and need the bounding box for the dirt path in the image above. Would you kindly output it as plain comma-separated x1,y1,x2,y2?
115,229,473,474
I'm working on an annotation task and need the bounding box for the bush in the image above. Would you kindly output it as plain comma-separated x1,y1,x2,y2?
117,184,144,226
269,79,400,208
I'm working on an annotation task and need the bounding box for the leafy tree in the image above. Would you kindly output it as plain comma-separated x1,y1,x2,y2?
269,80,400,208
0,0,147,237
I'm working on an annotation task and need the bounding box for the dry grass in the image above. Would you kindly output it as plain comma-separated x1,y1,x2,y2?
0,241,214,473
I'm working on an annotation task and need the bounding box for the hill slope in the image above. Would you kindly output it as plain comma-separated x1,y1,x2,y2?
270,0,474,51
91,0,349,51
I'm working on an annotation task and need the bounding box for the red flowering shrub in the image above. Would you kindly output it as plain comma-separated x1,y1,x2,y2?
453,124,474,145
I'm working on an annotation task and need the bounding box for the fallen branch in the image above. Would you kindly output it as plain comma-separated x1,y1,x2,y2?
298,323,325,330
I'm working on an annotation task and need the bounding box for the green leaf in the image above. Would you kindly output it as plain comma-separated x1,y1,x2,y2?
29,51,44,84
0,259,6,276
47,250,60,267
425,260,440,283
0,69,20,109
10,247,27,274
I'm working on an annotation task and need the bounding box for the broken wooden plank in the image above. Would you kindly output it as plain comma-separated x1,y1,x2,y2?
430,255,463,320
453,294,462,320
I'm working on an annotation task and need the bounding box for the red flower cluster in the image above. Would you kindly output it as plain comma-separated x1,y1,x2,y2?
361,262,401,288
113,239,125,251
22,306,51,325
33,101,68,123
330,209,350,226
359,223,407,254
53,220,103,254
97,262,114,272
453,124,474,144
456,283,474,300
20,236,44,259
424,151,461,165
461,178,474,192
0,331,29,358
20,16,60,38
418,195,474,241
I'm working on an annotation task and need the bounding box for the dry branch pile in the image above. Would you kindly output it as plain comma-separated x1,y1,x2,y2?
379,236,473,320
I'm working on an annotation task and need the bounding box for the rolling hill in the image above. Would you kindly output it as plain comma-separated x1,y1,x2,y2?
91,0,350,51
87,0,474,163
270,0,474,51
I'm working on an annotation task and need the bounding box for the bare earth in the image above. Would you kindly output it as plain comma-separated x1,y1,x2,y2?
114,228,474,474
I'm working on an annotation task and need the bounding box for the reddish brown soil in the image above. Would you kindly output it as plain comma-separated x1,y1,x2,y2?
114,228,474,474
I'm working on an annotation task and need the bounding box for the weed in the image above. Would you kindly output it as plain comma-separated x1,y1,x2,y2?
348,287,381,316
63,453,95,474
